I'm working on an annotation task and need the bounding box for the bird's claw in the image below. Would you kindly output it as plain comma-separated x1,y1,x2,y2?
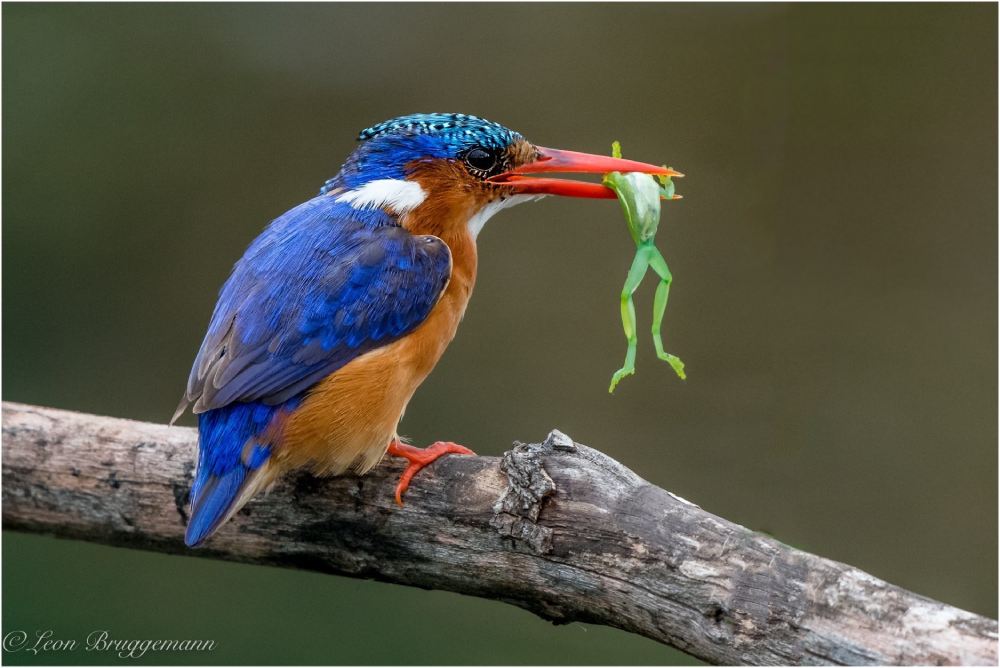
387,440,475,505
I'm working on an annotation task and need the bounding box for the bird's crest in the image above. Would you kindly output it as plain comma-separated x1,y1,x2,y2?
358,113,521,151
323,113,527,196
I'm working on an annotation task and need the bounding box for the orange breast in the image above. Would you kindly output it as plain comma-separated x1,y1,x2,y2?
276,221,478,477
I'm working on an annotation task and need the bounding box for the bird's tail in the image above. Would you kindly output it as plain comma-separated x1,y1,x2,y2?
185,462,268,548
185,401,294,548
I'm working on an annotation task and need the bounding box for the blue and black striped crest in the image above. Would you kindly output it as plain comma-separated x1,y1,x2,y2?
358,113,521,152
323,113,526,192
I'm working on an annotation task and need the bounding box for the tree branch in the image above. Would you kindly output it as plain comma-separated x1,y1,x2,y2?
2,401,995,665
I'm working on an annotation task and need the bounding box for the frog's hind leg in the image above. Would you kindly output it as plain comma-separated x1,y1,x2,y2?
610,248,652,393
649,248,686,380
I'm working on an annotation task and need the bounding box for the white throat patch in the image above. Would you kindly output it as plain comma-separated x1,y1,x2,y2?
467,195,543,240
335,179,427,215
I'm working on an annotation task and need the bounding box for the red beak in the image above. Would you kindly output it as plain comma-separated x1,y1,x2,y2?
489,146,683,199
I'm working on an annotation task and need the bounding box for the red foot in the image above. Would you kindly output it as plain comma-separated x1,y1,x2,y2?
387,440,475,506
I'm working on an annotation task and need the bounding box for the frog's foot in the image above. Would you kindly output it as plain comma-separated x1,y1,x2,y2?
657,352,686,380
609,364,636,393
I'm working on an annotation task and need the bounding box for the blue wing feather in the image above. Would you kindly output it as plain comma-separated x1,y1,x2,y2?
180,195,451,547
182,195,451,412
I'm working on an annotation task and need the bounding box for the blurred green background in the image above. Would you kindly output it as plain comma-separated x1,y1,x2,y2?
3,3,996,665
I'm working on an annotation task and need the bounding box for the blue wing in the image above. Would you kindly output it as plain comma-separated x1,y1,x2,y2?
177,195,452,416
178,195,451,547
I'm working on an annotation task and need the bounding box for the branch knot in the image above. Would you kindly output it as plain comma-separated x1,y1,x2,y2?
490,430,570,554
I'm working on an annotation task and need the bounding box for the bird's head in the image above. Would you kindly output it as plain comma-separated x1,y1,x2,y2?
323,113,681,240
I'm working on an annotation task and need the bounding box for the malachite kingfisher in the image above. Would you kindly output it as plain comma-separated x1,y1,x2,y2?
173,113,681,547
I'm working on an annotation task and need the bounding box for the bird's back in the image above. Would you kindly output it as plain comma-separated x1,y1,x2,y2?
181,195,454,546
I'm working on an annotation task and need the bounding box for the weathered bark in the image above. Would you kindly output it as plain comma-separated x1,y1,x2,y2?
2,401,996,666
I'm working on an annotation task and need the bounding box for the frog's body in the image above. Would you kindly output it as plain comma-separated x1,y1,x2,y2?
603,142,685,392
609,171,664,244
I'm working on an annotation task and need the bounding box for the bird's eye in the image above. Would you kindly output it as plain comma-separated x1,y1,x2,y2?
464,147,497,173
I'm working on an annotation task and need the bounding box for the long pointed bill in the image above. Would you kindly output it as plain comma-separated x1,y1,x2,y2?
489,146,683,199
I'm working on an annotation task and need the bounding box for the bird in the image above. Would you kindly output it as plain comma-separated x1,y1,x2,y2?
172,112,680,547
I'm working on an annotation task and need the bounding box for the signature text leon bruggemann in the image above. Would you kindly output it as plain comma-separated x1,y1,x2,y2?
3,630,215,659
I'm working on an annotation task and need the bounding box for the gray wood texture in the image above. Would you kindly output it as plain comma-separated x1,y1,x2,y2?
2,401,996,665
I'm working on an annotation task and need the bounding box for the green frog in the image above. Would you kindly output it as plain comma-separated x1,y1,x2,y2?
603,142,685,392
